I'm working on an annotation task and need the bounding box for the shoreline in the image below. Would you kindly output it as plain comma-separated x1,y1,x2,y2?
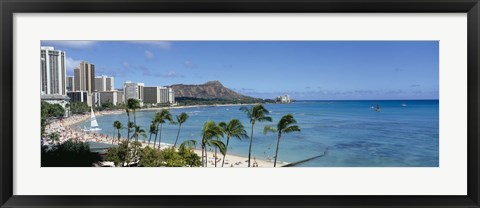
138,102,263,112
44,108,284,167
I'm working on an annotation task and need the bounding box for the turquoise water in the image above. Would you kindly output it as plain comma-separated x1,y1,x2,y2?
82,100,439,167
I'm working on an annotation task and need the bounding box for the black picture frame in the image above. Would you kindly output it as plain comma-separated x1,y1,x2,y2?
1,0,479,207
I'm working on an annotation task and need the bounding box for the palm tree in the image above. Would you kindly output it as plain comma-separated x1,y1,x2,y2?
147,122,157,146
153,109,172,150
126,98,141,141
126,121,134,143
201,121,226,167
125,107,131,141
179,139,197,150
131,126,147,142
219,119,248,167
113,120,124,144
131,125,147,161
264,114,301,167
239,104,272,167
173,112,189,148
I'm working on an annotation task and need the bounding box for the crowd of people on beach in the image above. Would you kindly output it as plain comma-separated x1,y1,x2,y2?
43,111,122,145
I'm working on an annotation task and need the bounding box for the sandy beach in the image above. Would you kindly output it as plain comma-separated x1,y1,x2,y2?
43,109,283,167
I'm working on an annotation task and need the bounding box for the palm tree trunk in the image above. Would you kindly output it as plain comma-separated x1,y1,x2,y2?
274,133,282,167
205,147,208,167
112,128,115,144
117,130,120,144
201,144,205,167
134,111,138,142
248,122,255,167
154,123,160,149
222,136,230,167
148,132,152,145
157,124,163,150
214,138,218,167
173,124,182,148
127,115,131,142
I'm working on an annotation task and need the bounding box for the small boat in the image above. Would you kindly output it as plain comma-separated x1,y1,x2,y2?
83,108,102,132
401,104,407,107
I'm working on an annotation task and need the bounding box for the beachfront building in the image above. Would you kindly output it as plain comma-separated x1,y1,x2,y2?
276,95,291,103
94,75,115,92
67,91,88,103
40,46,66,95
124,81,144,105
99,91,122,105
74,61,96,94
141,86,176,105
117,91,125,104
41,94,70,117
169,88,175,104
66,76,74,92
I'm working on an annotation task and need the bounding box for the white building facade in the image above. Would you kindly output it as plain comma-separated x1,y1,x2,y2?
95,75,115,92
40,46,67,95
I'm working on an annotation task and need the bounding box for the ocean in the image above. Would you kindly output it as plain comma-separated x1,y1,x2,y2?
81,100,439,167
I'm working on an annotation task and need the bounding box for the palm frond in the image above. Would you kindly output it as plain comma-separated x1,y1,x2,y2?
257,116,273,122
207,140,227,156
263,126,277,135
177,112,189,124
278,114,297,130
179,139,197,149
282,125,301,133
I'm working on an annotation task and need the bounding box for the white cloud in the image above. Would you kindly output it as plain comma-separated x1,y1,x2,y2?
144,50,154,60
66,57,82,73
128,41,171,50
184,60,197,68
42,41,97,49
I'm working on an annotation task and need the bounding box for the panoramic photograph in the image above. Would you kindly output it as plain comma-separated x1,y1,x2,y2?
40,41,439,167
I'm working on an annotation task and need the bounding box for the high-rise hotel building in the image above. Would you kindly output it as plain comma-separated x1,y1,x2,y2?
40,46,66,95
66,76,74,92
124,81,144,102
143,86,175,104
74,61,95,94
95,75,115,92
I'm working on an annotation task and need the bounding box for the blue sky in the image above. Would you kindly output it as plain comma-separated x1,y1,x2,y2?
41,41,439,100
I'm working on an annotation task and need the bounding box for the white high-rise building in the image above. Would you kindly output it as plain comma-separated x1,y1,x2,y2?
106,76,114,91
40,46,66,95
168,88,175,104
95,75,115,92
66,76,74,92
74,61,95,94
141,86,175,104
124,81,144,102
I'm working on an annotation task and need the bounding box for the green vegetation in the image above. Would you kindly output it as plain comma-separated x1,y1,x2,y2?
239,104,272,167
147,122,157,145
264,114,301,167
95,102,117,111
113,120,124,145
41,101,65,136
42,140,101,167
107,141,201,167
219,119,248,167
106,141,130,167
70,102,89,114
153,109,173,149
173,112,189,148
201,120,226,167
126,98,141,143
